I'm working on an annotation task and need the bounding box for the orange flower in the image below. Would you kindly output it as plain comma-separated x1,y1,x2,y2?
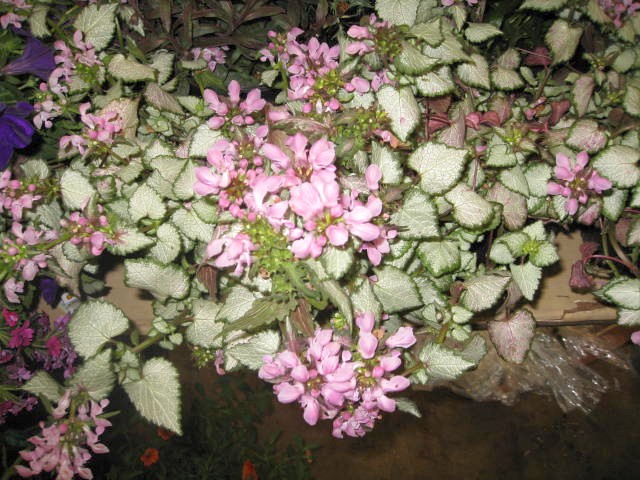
242,460,258,480
140,447,159,467
157,427,174,441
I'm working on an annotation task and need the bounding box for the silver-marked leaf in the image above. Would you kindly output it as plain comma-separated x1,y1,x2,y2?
189,124,223,158
73,4,117,51
566,119,607,153
417,241,460,277
460,273,511,312
395,397,421,417
108,228,154,255
419,342,474,381
371,142,403,184
487,309,536,364
445,185,494,229
377,86,420,142
69,350,115,400
395,42,439,74
408,142,468,195
218,285,257,323
624,85,640,117
149,223,181,264
171,208,214,242
22,371,63,402
373,266,422,313
465,23,502,43
69,301,130,358
124,260,190,301
486,182,527,230
410,18,443,46
572,75,595,117
457,54,490,90
108,54,155,82
129,184,166,222
604,278,640,309
618,308,640,326
60,170,95,210
391,188,439,239
351,279,383,320
520,0,568,10
545,19,583,64
603,189,627,221
123,358,182,434
226,330,280,370
185,299,223,347
321,246,354,280
499,166,530,197
510,262,542,301
376,0,419,25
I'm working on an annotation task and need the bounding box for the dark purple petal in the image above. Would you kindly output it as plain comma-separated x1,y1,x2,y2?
39,277,59,306
0,114,34,149
6,101,33,118
1,35,56,81
0,144,12,170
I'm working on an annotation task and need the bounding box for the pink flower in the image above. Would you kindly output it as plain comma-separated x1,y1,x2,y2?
9,321,34,348
4,277,24,303
385,326,416,349
3,308,19,327
632,331,640,345
206,233,256,276
547,151,612,215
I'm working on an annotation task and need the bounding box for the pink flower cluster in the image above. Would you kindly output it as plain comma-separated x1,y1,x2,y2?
0,170,42,222
259,313,416,438
33,83,64,129
60,102,123,155
59,208,114,256
50,31,102,96
195,131,393,273
442,0,478,6
192,45,228,72
0,0,30,29
204,80,266,131
16,390,111,479
547,151,612,215
598,0,640,27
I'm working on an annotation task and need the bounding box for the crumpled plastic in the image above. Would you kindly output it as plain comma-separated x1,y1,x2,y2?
448,327,629,413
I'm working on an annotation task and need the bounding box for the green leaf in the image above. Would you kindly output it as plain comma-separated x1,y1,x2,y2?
602,189,627,221
149,223,181,264
520,0,568,10
617,308,640,326
604,278,640,309
499,166,530,197
395,397,422,417
394,42,439,75
226,331,280,370
417,241,460,277
60,170,95,210
221,296,294,335
486,136,522,167
376,86,420,142
108,228,154,255
566,119,607,153
593,145,640,188
218,286,257,323
373,266,422,313
408,142,468,195
376,0,419,25
123,357,182,434
460,273,511,312
391,188,439,239
510,262,542,301
69,301,130,358
457,54,491,90
371,142,403,184
487,183,527,231
419,342,474,381
22,371,63,402
320,279,354,327
173,160,198,200
491,67,524,91
624,85,640,117
410,18,443,46
185,299,223,347
445,185,494,229
69,350,115,400
422,34,469,64
124,260,190,301
171,208,214,242
529,241,559,267
28,5,50,38
415,66,455,97
487,309,536,364
21,159,49,180
189,124,223,157
73,4,117,51
465,23,502,43
108,54,155,82
351,280,383,320
129,184,166,222
545,19,583,65
321,246,354,280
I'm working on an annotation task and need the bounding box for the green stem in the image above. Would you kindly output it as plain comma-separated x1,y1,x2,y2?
401,362,425,377
607,228,639,277
130,334,164,354
436,321,450,344
601,226,620,277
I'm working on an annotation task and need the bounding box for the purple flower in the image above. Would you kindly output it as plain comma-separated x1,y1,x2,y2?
0,101,34,170
1,31,56,81
39,277,59,306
